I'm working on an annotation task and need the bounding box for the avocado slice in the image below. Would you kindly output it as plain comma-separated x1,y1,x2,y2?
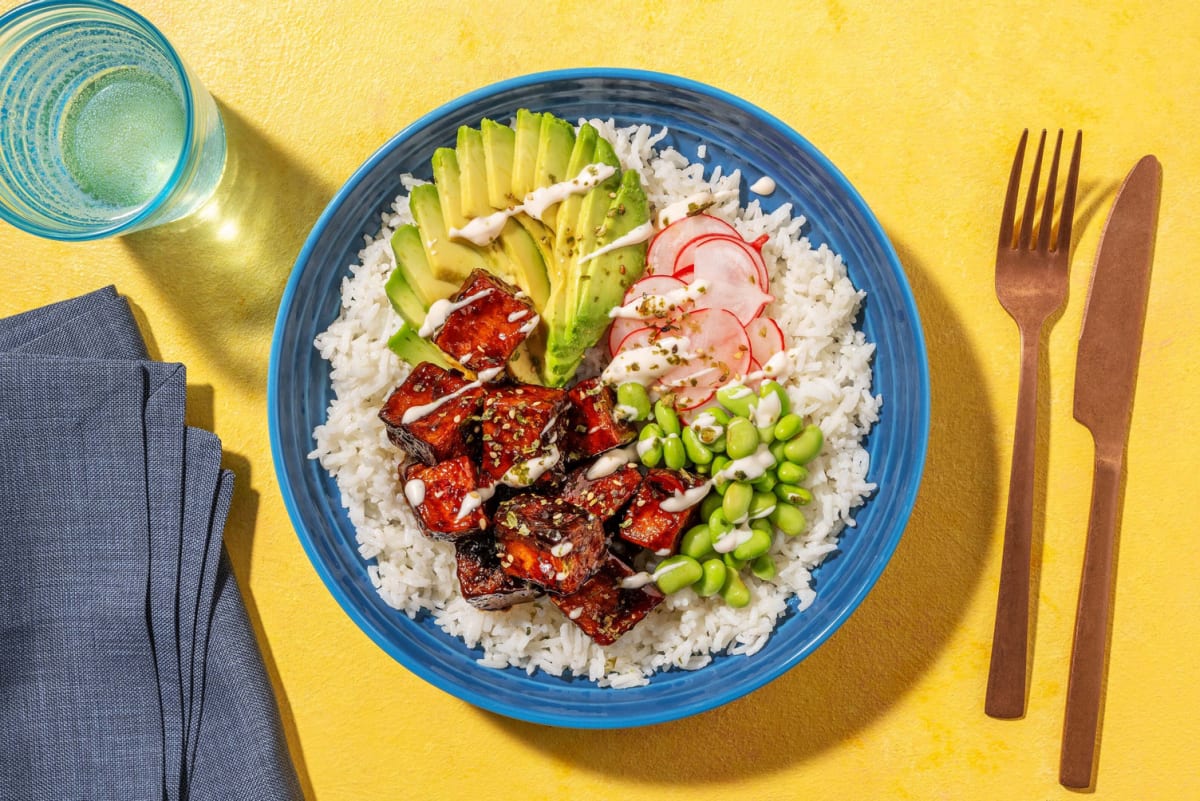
481,117,516,209
408,182,487,284
532,113,576,231
511,109,542,202
430,148,468,230
552,122,600,267
456,126,491,218
389,224,457,313
387,321,455,371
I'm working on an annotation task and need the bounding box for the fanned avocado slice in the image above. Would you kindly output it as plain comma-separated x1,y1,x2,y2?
481,117,516,210
387,322,455,370
408,182,487,284
511,109,543,202
532,114,576,231
387,224,456,322
457,126,491,219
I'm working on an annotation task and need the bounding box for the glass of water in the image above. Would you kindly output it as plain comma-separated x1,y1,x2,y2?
0,0,226,240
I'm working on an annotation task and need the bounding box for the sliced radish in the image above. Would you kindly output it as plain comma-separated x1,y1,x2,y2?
673,232,736,275
606,275,691,356
654,308,751,411
691,239,772,324
673,264,695,282
744,316,786,366
645,214,739,276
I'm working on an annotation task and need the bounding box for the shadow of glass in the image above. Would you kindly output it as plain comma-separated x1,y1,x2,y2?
483,237,999,783
122,101,336,389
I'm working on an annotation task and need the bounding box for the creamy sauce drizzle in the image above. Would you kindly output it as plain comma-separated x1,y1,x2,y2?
454,484,496,521
585,444,638,480
419,288,494,337
507,309,530,323
600,336,692,386
713,527,754,554
399,365,504,425
749,176,777,195
500,444,560,488
744,350,793,384
579,220,656,265
403,479,426,506
752,391,782,429
608,279,711,320
659,483,711,513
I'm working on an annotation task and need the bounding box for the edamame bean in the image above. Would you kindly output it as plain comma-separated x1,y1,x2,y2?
723,552,747,571
681,427,714,465
694,558,727,597
653,399,681,436
751,554,776,580
732,526,772,561
773,413,804,441
654,555,703,594
694,462,711,475
680,524,716,561
705,407,731,427
716,383,756,417
758,380,791,419
757,423,776,446
769,439,789,464
638,423,663,467
708,508,733,539
784,424,824,465
770,502,807,536
711,454,731,492
750,517,773,535
700,491,723,521
775,483,813,505
662,433,686,470
751,472,778,493
725,417,760,460
748,491,778,520
722,481,754,524
616,382,651,421
776,461,808,485
720,568,751,608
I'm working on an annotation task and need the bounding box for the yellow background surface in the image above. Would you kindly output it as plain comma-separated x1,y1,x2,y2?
2,1,1197,798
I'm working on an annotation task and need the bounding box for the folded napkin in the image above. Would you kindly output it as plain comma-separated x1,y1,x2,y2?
0,287,301,801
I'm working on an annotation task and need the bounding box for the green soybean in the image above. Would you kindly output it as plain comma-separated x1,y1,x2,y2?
757,423,776,446
722,481,754,524
751,554,777,580
784,424,824,465
700,492,724,521
716,383,756,417
723,552,747,571
616,382,651,421
653,399,682,436
694,558,727,597
681,427,714,465
694,462,711,475
708,508,733,538
725,417,760,460
705,407,731,426
680,524,716,561
750,517,774,535
733,526,772,561
769,439,789,464
775,483,813,505
749,491,778,520
662,433,686,470
720,569,751,608
638,423,663,467
751,472,778,493
758,380,790,421
655,555,703,594
776,461,808,485
773,413,804,441
770,502,807,536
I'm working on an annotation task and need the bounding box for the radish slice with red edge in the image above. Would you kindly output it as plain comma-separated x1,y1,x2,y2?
645,214,739,276
654,308,751,411
744,316,785,366
606,275,690,356
673,232,738,275
691,238,773,324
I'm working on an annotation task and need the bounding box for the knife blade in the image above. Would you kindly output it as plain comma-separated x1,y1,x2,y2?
1060,155,1162,789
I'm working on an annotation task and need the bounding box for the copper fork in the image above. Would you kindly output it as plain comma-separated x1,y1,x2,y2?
986,129,1083,719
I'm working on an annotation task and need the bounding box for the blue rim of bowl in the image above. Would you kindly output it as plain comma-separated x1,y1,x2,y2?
269,67,930,727
0,0,196,241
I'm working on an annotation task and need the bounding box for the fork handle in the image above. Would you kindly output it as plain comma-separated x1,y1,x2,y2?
985,330,1040,719
1060,451,1123,788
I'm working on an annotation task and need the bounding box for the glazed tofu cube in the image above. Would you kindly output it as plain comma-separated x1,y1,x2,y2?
429,269,538,373
562,378,636,462
617,468,707,555
559,462,642,521
403,456,489,540
494,495,605,595
454,533,541,610
480,384,568,487
379,362,483,465
552,554,665,645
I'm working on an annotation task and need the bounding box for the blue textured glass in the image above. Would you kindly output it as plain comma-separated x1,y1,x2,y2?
0,0,225,240
269,69,930,728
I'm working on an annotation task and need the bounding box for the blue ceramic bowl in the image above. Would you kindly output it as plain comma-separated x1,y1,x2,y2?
269,68,929,728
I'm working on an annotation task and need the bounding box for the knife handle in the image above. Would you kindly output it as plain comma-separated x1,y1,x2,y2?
1060,452,1123,789
986,332,1040,719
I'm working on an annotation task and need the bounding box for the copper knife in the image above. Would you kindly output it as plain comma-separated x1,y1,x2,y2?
1060,155,1162,788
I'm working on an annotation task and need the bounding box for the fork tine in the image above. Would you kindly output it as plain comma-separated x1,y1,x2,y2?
999,130,1029,250
1037,130,1064,253
1018,130,1047,250
1056,131,1083,254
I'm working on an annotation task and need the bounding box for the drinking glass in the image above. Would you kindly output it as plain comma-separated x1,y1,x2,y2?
0,0,226,240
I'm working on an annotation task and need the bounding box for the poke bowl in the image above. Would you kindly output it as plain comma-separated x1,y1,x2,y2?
268,68,929,728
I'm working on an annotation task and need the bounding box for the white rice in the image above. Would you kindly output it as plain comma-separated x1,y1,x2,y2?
309,119,880,687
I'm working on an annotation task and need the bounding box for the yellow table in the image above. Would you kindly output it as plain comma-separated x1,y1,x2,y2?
3,1,1197,798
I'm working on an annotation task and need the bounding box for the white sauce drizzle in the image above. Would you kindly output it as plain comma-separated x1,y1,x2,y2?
608,279,711,320
507,309,530,323
659,483,711,513
500,444,560,488
600,336,692,386
744,350,793,383
449,163,618,245
713,443,777,484
454,484,496,521
399,365,504,425
568,607,584,620
713,526,754,554
585,444,638,480
404,479,426,507
620,558,691,589
578,220,655,265
518,314,540,336
749,176,777,195
418,288,495,338
752,391,782,429
613,404,639,422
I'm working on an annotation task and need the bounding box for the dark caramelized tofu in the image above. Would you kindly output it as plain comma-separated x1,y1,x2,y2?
480,384,568,487
560,463,642,521
617,468,707,555
430,269,538,373
494,495,605,595
404,457,489,540
552,554,665,645
454,533,541,610
379,362,483,465
562,378,636,462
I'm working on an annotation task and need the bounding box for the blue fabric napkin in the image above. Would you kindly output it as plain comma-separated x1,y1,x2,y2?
0,287,301,801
